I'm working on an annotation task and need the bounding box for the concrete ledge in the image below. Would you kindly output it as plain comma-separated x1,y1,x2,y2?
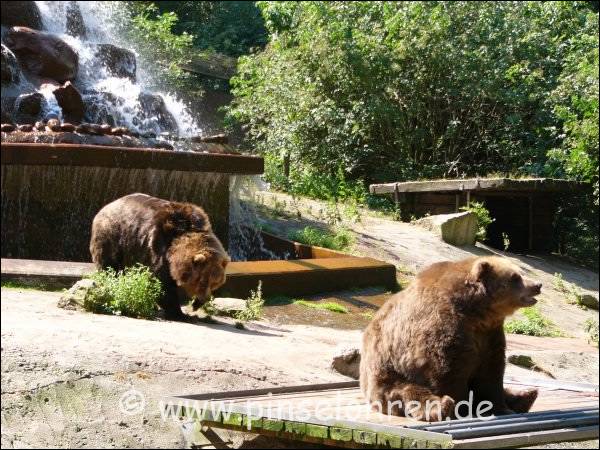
1,143,264,175
1,257,397,298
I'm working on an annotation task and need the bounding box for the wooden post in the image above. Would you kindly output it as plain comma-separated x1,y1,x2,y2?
455,193,460,212
466,190,471,208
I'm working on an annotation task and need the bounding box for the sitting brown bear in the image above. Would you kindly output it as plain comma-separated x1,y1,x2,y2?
90,193,229,319
360,256,541,421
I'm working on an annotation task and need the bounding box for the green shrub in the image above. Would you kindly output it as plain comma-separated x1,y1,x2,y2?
584,319,599,346
461,201,495,242
86,265,162,319
288,226,354,251
293,300,348,314
234,281,265,322
504,307,561,337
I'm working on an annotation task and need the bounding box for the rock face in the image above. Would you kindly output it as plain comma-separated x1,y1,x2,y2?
0,1,43,30
4,27,79,82
94,44,136,81
137,93,178,134
66,1,86,38
14,92,46,124
331,346,361,379
416,211,478,246
57,279,97,310
1,44,21,85
52,81,85,123
1,97,16,123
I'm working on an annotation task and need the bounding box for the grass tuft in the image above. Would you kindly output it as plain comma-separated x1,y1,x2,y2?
504,307,562,337
293,299,349,314
288,226,354,251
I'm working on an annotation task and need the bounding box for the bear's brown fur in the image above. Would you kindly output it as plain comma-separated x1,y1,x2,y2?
90,193,229,319
360,256,542,421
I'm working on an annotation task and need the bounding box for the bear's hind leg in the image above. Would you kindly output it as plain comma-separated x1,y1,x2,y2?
504,386,538,413
371,381,455,421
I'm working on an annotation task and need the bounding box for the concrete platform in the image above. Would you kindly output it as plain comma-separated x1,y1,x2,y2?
1,256,397,298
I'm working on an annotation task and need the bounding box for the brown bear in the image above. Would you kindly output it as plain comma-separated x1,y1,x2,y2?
360,256,541,421
90,193,230,319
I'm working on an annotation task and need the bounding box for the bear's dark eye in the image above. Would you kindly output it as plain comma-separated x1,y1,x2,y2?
511,273,521,284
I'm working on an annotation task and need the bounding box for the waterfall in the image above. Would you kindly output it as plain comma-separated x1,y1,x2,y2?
4,1,204,139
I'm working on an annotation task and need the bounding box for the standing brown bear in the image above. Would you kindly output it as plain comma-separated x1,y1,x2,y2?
360,256,541,421
90,193,230,320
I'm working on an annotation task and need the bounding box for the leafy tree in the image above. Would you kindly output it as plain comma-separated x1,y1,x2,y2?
155,1,268,56
227,1,598,266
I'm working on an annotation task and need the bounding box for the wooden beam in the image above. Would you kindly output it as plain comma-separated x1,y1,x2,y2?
1,143,264,175
369,178,588,195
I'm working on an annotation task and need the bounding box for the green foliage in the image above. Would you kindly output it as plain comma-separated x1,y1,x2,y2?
460,201,494,242
293,300,349,314
585,319,599,346
86,265,162,319
228,1,599,266
155,1,268,56
234,281,265,322
127,3,195,90
504,307,562,337
288,226,354,251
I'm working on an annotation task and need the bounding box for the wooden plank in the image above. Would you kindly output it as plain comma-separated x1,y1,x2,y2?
453,425,599,449
1,255,398,298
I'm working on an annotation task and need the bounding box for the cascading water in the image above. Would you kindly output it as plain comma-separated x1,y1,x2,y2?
3,1,202,140
229,175,281,261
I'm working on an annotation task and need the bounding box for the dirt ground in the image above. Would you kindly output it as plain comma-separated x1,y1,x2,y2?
2,286,598,449
256,191,599,339
1,191,599,448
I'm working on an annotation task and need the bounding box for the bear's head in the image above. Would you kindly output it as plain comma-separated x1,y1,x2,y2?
167,233,230,309
467,256,542,317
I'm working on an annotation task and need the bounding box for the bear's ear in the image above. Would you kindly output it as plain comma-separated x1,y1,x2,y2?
221,257,230,269
466,259,491,298
470,259,491,282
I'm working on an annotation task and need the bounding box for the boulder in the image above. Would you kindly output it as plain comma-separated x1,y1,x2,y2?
579,293,599,311
52,81,85,123
416,211,478,246
210,297,247,317
4,26,79,82
82,91,123,127
1,44,21,85
58,279,97,310
66,1,86,38
137,92,178,134
507,352,555,378
1,1,43,30
14,92,46,124
94,44,136,81
331,346,361,380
